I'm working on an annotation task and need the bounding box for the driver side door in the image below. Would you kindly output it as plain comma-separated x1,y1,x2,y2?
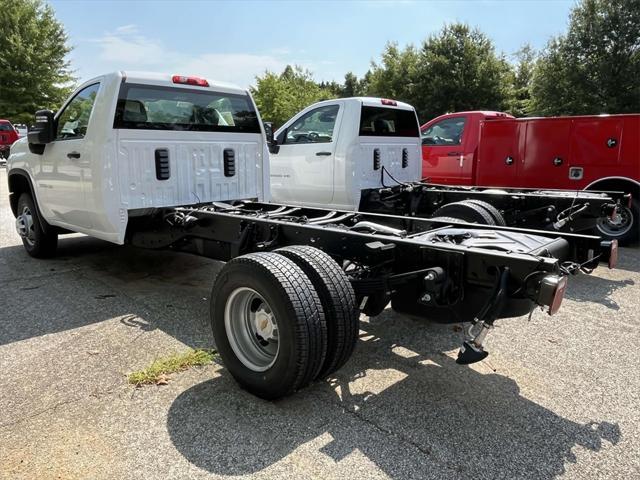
37,83,100,229
421,115,467,184
270,103,343,206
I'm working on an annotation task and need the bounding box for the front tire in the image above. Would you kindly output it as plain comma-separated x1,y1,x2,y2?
15,193,57,258
211,252,327,399
595,199,639,245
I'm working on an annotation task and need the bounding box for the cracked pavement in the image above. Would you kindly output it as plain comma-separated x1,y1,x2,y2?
1,168,639,479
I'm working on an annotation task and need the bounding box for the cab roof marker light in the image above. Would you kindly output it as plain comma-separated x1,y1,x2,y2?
381,99,397,106
172,75,209,87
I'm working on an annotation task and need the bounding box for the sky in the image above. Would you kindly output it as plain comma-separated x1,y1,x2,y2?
50,0,576,88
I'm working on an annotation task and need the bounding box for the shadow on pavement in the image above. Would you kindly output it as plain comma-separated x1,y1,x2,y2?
166,315,621,479
565,274,635,310
0,235,219,349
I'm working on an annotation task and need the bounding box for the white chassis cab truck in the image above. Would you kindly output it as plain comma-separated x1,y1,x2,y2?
7,72,615,399
269,98,627,236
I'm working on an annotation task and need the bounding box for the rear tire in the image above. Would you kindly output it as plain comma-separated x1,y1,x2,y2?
431,201,496,225
210,252,327,399
277,246,359,378
16,193,58,258
463,200,507,226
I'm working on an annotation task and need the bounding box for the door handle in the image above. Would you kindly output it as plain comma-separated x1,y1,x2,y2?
67,151,81,159
316,151,332,156
447,151,462,156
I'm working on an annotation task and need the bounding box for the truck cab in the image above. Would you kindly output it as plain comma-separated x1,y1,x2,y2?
7,71,269,248
420,111,513,185
269,98,421,211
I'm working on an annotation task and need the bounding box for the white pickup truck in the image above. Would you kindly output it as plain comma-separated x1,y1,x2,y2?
6,72,615,399
269,98,625,237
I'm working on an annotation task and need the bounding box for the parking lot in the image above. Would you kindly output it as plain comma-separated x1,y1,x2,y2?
1,167,639,479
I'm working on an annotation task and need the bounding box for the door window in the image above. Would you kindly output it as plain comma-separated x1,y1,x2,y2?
422,117,466,146
284,105,339,144
56,83,100,140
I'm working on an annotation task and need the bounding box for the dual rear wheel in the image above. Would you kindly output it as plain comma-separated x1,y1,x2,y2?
210,246,359,399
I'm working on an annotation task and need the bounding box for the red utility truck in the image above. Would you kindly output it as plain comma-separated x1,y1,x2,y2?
421,112,640,243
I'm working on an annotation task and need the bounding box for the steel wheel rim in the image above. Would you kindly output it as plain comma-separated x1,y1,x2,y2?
16,205,36,247
224,287,279,372
596,206,633,237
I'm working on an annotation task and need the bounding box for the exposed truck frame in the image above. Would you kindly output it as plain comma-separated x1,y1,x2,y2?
359,181,627,234
6,72,618,400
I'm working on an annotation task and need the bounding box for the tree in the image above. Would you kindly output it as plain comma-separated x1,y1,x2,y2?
413,23,513,121
0,0,75,124
530,0,640,115
506,44,537,117
251,65,335,127
366,42,419,104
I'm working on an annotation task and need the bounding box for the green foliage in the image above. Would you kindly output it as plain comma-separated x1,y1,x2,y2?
362,25,515,122
367,42,419,103
251,65,336,127
0,0,75,124
505,44,537,117
413,24,513,121
319,71,368,98
530,0,640,115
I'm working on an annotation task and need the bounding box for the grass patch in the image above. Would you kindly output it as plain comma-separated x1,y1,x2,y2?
128,349,217,387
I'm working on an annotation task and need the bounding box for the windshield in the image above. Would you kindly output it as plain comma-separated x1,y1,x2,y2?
114,84,261,133
359,106,419,137
0,123,14,131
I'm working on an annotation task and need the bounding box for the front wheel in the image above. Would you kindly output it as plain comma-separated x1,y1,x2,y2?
16,193,58,258
595,199,639,245
210,252,327,399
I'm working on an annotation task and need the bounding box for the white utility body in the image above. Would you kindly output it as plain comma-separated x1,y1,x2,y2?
270,98,421,211
8,71,269,244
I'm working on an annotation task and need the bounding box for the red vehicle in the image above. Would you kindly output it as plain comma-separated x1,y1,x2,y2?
421,111,640,243
0,119,19,160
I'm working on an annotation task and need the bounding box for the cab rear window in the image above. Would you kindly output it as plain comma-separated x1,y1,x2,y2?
359,106,419,137
113,83,261,133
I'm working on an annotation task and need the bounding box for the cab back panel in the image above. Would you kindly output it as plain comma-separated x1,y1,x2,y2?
117,130,263,209
353,137,421,191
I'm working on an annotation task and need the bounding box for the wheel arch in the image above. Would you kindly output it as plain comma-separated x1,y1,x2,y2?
7,169,51,232
585,176,640,200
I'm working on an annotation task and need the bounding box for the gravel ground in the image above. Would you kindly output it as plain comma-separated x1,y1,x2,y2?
1,167,639,479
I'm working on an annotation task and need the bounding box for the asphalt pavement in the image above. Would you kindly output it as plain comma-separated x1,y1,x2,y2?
1,168,639,479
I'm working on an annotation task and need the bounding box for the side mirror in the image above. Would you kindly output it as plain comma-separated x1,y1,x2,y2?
264,121,280,154
263,122,274,144
28,110,55,145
